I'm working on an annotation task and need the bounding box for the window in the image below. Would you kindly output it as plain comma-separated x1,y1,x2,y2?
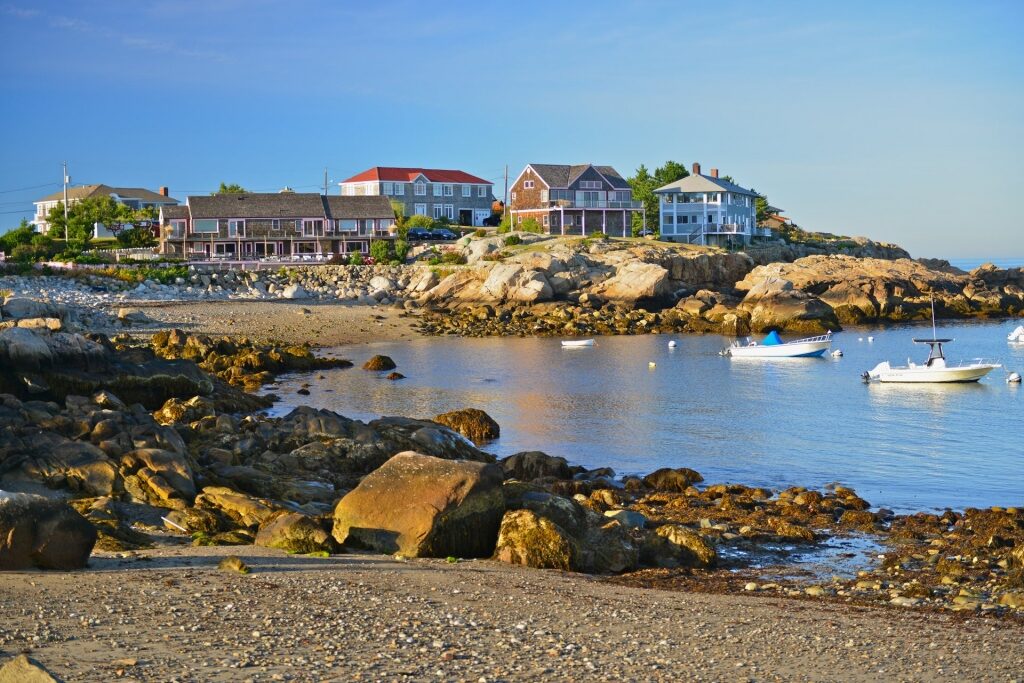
542,215,548,226
193,219,218,233
271,219,281,230
444,204,454,220
394,183,405,195
664,215,674,224
295,219,302,232
170,219,186,236
414,203,426,215
462,184,471,197
517,215,522,224
443,184,453,196
415,182,426,196
338,219,357,232
382,182,393,195
680,215,689,224
524,180,535,189
541,190,548,202
477,186,487,198
433,183,442,197
302,219,323,236
580,180,602,190
228,219,244,237
433,205,443,219
511,191,516,201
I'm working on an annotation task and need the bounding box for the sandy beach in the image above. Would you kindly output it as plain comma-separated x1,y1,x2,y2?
132,299,420,347
2,543,1022,682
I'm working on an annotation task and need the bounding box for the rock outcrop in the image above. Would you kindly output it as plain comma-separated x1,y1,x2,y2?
432,408,500,445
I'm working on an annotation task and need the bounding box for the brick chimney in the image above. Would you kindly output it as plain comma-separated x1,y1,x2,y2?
692,162,701,176
159,186,169,197
710,168,719,178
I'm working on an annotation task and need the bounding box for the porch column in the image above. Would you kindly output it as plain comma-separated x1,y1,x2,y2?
622,209,626,237
582,210,586,236
560,208,565,236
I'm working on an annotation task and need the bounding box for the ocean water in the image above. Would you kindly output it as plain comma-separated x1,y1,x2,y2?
268,319,1024,513
947,257,1024,271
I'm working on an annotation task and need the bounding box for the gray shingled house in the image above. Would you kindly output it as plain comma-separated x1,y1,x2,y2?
508,164,642,236
159,193,395,259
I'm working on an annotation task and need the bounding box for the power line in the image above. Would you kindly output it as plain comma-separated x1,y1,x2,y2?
0,181,61,194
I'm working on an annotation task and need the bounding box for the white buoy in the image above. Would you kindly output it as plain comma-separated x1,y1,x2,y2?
1008,372,1022,384
867,336,875,342
668,340,677,348
831,349,844,358
858,337,864,342
648,361,657,368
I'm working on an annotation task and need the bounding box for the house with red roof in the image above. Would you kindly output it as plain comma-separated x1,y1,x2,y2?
339,167,495,226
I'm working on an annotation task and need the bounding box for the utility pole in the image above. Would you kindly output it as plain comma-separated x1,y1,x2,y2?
62,161,69,227
323,167,329,196
503,164,508,222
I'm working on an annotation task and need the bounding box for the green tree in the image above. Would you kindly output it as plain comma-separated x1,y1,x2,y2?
214,182,246,194
750,190,770,224
116,226,156,247
629,161,689,234
369,239,390,263
348,251,364,266
0,219,37,254
393,239,409,262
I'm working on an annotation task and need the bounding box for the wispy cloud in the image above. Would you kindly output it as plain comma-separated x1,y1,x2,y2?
4,3,231,63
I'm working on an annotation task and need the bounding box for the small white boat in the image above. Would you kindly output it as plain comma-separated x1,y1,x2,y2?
863,299,1000,383
724,330,832,358
561,339,595,348
1008,371,1022,384
1008,325,1024,343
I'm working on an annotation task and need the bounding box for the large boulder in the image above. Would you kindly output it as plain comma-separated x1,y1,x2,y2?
432,408,500,444
153,395,216,425
0,654,62,683
194,486,280,527
0,492,97,570
255,512,338,554
641,524,717,568
332,452,505,558
739,276,841,334
596,262,671,303
500,451,577,481
642,467,704,492
494,509,578,570
121,448,196,502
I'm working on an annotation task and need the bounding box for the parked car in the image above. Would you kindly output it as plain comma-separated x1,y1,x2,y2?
406,227,432,241
431,228,458,241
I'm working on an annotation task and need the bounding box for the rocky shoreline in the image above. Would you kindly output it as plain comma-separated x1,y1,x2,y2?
2,256,1023,679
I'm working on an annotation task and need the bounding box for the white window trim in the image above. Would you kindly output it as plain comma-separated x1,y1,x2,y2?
524,180,535,189
414,203,426,216
477,186,487,197
415,182,426,196
433,205,444,219
444,204,454,220
228,219,245,237
462,184,471,197
433,183,442,197
394,182,404,195
382,182,393,195
444,184,453,197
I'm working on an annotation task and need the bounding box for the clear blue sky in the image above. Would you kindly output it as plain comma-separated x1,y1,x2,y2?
1,0,1021,259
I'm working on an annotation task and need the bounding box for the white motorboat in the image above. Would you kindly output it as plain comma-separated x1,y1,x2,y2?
724,330,832,358
561,339,595,348
1008,325,1024,343
863,300,1000,383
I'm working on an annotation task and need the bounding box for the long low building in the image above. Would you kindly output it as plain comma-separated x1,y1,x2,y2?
159,193,396,259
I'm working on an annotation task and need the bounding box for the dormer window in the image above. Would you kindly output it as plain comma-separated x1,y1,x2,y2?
414,181,426,196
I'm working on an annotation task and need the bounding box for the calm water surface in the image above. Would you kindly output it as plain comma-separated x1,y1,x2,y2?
268,320,1024,512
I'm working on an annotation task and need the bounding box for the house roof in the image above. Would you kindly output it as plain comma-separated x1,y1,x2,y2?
654,174,759,196
36,184,178,204
161,205,190,219
526,164,630,189
341,167,492,185
323,195,394,220
187,193,326,219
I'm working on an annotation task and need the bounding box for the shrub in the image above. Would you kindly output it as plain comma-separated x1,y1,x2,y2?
427,256,441,265
406,215,436,229
393,239,409,261
369,240,390,263
348,252,364,266
473,229,486,238
503,234,522,246
440,251,466,265
521,218,543,234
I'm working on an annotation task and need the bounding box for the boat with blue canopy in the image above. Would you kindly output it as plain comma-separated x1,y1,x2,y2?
723,330,833,358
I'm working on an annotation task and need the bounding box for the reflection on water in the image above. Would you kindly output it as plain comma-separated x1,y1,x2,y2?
267,319,1024,512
